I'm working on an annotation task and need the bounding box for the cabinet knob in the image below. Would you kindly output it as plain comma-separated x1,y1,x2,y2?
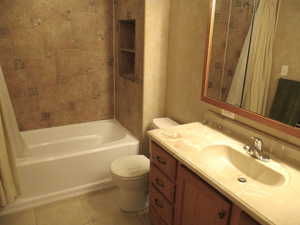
154,199,164,208
155,178,165,188
156,156,166,165
218,210,227,219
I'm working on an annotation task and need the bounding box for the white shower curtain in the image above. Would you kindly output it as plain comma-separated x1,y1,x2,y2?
0,66,24,206
226,25,252,107
227,0,281,115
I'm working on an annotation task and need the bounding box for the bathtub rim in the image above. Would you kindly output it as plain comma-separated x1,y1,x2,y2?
18,119,140,167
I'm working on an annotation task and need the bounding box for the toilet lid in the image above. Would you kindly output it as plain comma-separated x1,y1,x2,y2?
111,155,150,178
152,118,179,129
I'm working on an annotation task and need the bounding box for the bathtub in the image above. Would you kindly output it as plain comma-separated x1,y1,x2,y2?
2,120,139,215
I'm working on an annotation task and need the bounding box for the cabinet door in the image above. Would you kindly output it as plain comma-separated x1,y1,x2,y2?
175,166,231,225
230,206,261,225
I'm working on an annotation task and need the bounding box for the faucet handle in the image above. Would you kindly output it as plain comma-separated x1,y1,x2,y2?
243,145,253,154
251,137,263,151
243,145,251,151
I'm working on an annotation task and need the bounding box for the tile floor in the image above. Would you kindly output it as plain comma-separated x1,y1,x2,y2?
0,187,151,225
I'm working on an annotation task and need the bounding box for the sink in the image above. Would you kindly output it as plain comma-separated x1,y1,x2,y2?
198,145,286,187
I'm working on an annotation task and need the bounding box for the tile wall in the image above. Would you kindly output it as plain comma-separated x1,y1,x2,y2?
0,0,114,130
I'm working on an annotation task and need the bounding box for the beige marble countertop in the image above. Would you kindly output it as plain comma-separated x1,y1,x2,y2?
148,122,300,225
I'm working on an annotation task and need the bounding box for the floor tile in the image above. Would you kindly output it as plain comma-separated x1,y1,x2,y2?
35,197,90,225
0,188,148,225
80,188,120,225
0,209,36,225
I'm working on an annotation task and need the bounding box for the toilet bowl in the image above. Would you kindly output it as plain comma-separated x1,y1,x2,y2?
110,118,179,212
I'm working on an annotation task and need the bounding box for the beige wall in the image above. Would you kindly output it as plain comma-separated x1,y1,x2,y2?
142,0,170,154
166,0,210,124
0,0,114,130
165,0,300,147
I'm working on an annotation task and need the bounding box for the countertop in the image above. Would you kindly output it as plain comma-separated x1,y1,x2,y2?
148,122,300,225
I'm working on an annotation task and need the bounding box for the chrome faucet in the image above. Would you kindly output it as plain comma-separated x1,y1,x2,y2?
244,137,270,162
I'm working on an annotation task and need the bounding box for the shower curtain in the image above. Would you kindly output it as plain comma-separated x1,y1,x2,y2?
0,66,23,206
227,0,281,115
226,25,252,107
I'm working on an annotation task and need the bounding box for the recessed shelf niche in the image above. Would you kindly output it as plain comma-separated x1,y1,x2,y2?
118,19,136,81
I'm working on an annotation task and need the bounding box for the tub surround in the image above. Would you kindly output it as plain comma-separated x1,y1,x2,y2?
148,123,300,225
0,0,114,130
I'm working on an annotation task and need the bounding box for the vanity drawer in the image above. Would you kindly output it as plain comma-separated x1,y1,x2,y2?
151,142,177,181
150,205,168,225
150,163,175,203
150,185,174,225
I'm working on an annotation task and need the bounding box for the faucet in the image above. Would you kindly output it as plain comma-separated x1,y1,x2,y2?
244,137,270,162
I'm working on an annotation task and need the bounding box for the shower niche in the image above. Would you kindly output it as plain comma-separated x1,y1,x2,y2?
118,20,136,81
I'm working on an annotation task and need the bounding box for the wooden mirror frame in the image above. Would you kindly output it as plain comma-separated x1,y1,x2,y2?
201,0,300,139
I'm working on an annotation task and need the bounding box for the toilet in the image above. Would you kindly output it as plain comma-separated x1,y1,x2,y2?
110,118,178,212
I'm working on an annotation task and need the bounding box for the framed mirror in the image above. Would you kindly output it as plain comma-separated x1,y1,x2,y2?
202,0,300,138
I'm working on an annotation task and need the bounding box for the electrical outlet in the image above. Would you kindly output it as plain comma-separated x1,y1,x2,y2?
281,65,289,76
221,109,235,120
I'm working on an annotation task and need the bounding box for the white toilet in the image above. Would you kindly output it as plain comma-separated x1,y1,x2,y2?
110,118,178,212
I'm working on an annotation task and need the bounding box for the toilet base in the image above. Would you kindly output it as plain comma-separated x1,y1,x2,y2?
118,188,149,212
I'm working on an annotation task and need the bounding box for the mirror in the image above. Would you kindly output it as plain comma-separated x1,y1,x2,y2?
203,0,300,134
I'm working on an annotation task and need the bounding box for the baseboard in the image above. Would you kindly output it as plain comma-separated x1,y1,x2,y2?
0,178,115,216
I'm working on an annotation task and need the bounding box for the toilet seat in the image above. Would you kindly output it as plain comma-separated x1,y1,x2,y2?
112,173,148,181
110,155,150,179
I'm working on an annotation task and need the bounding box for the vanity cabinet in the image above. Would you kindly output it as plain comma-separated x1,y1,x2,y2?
149,141,262,225
149,142,177,225
175,166,231,225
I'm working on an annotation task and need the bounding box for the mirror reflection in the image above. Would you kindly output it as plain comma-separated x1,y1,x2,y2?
206,0,300,128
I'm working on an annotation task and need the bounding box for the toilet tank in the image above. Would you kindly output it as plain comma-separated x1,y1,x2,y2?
151,118,179,129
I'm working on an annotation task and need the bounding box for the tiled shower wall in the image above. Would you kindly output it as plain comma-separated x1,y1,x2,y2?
0,0,113,130
208,0,254,101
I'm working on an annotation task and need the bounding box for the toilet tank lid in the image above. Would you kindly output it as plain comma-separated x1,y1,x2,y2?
111,155,150,178
152,118,179,129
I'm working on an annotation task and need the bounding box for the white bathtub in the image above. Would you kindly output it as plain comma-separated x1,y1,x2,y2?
2,120,139,215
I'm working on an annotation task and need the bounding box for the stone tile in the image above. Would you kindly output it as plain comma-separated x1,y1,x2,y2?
5,70,29,98
12,27,45,58
26,55,57,87
42,19,76,50
35,197,90,225
113,212,142,225
12,96,40,116
0,209,36,225
70,12,97,49
17,111,42,131
80,188,120,224
0,0,114,130
56,49,85,78
81,188,143,225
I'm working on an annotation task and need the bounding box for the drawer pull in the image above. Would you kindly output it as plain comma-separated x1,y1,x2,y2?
154,198,164,208
218,210,227,219
156,156,166,165
155,178,165,188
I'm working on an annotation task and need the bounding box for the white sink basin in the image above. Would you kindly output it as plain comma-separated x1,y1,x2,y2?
198,145,286,187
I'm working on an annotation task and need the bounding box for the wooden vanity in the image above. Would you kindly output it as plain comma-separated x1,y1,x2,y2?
149,141,260,225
